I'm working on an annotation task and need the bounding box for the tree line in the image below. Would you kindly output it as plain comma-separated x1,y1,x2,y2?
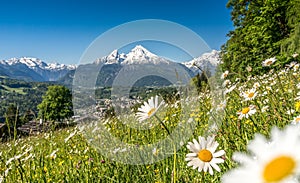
221,0,300,75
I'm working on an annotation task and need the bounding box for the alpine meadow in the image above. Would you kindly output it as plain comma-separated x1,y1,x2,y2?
1,0,300,183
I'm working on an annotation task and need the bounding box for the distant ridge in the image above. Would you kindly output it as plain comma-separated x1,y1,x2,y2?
59,45,220,87
0,57,76,82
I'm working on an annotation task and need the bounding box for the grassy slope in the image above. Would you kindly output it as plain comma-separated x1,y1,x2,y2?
1,63,300,182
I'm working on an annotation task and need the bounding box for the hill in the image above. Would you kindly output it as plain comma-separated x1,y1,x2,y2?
0,76,54,121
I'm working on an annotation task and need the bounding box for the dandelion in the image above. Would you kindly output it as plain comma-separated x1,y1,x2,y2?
295,101,300,111
237,105,256,119
136,95,164,122
222,125,300,183
185,136,225,175
262,57,276,67
59,161,64,166
242,88,257,101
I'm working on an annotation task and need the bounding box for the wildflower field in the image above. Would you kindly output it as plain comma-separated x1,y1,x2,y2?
1,57,300,182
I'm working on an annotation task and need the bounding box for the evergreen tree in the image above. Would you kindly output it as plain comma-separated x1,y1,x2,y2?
38,85,73,122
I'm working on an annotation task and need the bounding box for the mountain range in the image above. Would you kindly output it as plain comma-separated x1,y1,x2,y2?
0,45,220,84
0,57,76,81
95,45,220,70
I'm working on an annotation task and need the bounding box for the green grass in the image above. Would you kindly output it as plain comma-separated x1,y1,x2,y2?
0,85,27,95
1,63,300,182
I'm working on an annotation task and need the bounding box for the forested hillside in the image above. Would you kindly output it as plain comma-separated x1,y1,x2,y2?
221,0,300,75
0,76,54,120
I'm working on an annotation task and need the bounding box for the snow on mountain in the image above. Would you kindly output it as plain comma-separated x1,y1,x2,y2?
182,50,220,75
95,49,125,64
64,45,220,87
0,57,76,81
122,45,170,65
95,45,170,65
4,57,76,70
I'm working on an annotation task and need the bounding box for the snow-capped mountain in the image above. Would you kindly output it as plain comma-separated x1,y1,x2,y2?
95,50,126,64
95,45,170,65
122,45,169,65
182,50,220,75
64,45,220,87
94,45,220,75
0,57,76,81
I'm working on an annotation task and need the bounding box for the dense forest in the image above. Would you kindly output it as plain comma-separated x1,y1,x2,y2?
221,0,300,75
0,76,54,121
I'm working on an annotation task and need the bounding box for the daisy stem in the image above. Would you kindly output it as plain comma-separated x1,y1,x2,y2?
173,145,177,183
154,115,170,136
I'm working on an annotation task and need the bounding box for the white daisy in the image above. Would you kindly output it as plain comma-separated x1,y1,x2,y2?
216,100,227,111
287,61,298,68
64,130,77,143
136,95,164,122
253,82,260,89
241,88,257,101
221,70,229,79
185,136,225,175
246,65,252,72
261,106,269,113
292,53,299,58
291,115,300,125
222,79,231,87
224,85,236,95
222,125,300,183
294,64,300,71
262,57,276,67
237,105,256,119
49,149,59,159
287,109,295,115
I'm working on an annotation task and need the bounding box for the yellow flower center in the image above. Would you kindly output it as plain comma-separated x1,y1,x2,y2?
295,101,300,111
241,107,250,114
147,108,156,117
248,92,254,98
265,60,273,66
263,156,296,182
197,149,213,162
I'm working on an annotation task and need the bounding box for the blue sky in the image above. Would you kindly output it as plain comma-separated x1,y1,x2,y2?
0,0,233,64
